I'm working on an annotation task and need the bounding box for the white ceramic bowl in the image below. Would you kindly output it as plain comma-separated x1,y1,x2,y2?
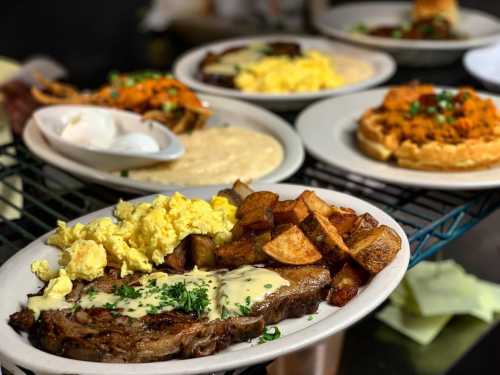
0,183,410,375
315,2,500,67
464,44,500,92
34,105,185,171
174,34,395,111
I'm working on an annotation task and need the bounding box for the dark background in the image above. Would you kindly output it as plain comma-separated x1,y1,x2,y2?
1,0,500,87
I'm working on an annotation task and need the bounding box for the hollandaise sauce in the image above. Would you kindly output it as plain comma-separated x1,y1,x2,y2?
28,266,289,321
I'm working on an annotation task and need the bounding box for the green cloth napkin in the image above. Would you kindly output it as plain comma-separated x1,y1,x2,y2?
377,305,452,345
377,260,500,345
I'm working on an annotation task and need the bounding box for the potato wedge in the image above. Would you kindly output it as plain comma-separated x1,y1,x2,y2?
239,207,274,230
327,263,368,306
300,212,348,252
347,213,379,245
237,191,279,218
329,207,358,237
230,222,245,240
232,179,254,200
347,225,401,274
217,180,254,206
216,236,269,268
272,223,294,238
217,188,243,206
164,239,188,272
272,199,309,225
300,212,349,271
299,191,332,217
190,234,216,268
262,225,322,265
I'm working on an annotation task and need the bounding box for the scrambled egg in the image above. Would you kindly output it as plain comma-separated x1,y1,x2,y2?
31,260,57,282
33,193,236,284
60,239,107,281
27,269,73,319
235,50,344,93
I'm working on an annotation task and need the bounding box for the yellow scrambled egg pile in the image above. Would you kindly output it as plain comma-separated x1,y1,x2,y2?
235,50,344,93
32,193,236,293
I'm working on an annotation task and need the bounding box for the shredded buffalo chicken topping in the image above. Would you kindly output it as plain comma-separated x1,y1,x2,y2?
374,84,500,145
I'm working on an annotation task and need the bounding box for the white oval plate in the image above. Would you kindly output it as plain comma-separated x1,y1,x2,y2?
0,183,409,375
23,95,304,193
297,87,500,190
464,44,500,92
315,2,500,67
174,34,395,111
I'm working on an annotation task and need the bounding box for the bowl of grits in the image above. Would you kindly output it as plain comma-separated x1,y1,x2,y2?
174,35,395,111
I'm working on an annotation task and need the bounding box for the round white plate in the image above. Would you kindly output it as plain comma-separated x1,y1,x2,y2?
23,94,304,193
173,34,395,111
315,2,500,67
297,87,500,190
0,183,410,375
464,44,500,92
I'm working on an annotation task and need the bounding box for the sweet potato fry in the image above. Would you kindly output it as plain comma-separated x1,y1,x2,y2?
347,225,401,274
272,199,309,225
237,191,279,218
262,225,322,265
299,191,332,217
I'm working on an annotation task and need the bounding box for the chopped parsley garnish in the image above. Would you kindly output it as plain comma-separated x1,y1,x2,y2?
426,106,437,114
258,326,281,344
409,100,421,116
307,315,314,321
120,170,129,177
437,90,454,102
164,281,209,317
264,284,273,289
352,23,368,34
108,70,119,83
104,302,117,310
146,304,160,315
162,101,177,112
113,285,142,299
168,87,178,96
236,296,252,316
87,287,97,301
435,114,446,124
391,29,403,38
71,303,81,313
221,306,231,320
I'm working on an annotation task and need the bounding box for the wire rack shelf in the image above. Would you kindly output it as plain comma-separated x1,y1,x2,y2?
1,143,500,268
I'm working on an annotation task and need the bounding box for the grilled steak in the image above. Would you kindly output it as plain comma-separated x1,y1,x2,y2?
9,265,330,363
253,266,331,324
32,309,264,363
